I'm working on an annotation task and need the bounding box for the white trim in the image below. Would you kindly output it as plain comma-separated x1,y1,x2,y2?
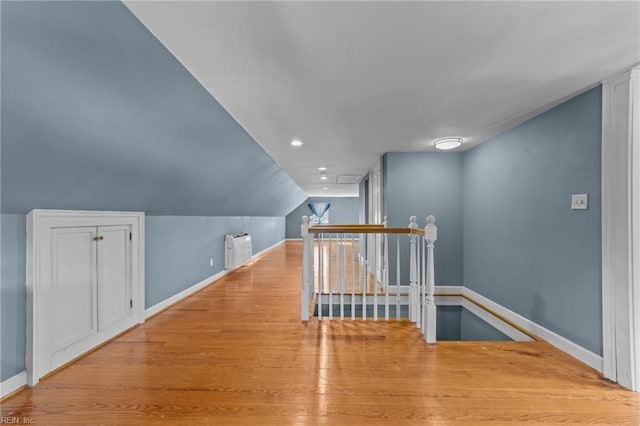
463,287,603,372
0,371,27,399
460,298,532,342
145,269,228,318
601,68,640,390
434,285,464,295
286,238,303,241
435,295,463,306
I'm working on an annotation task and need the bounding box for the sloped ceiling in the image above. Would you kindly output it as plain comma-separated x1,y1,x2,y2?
124,1,640,196
1,1,307,216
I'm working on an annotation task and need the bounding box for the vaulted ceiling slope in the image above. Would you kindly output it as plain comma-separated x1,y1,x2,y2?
0,1,306,217
124,1,640,197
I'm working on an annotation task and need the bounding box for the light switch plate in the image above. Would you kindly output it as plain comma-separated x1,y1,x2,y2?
571,193,588,210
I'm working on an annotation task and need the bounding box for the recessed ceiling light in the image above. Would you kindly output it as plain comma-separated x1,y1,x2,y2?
318,167,327,171
434,137,463,150
290,139,303,147
320,175,328,180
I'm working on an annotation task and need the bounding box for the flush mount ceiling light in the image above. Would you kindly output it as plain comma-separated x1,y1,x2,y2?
322,187,328,190
290,139,303,147
318,167,327,171
434,137,463,151
320,175,328,180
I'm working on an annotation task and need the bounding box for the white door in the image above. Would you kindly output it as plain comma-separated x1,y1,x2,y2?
47,225,133,373
98,225,132,330
49,227,98,367
27,210,144,386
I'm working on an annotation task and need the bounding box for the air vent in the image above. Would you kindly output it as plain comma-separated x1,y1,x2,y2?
336,175,360,184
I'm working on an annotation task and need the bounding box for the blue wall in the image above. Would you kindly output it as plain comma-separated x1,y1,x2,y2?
437,306,512,341
463,87,602,355
1,215,26,381
460,309,511,341
1,1,305,216
437,306,462,340
0,1,303,381
381,87,602,355
285,197,360,239
146,216,284,307
383,152,464,285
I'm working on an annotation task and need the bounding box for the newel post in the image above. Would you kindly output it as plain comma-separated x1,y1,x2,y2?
408,216,419,324
423,215,437,343
301,216,313,321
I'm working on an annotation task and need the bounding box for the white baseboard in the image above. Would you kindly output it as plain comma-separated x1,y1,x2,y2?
145,269,228,319
1,371,27,399
460,298,533,342
253,239,286,259
462,287,603,372
434,285,464,295
145,239,286,319
286,238,303,241
434,285,602,371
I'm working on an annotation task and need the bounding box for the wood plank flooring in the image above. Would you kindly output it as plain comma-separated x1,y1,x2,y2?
2,241,640,425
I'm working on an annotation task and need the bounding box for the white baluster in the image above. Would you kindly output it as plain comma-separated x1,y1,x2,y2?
423,215,438,343
420,234,426,335
396,235,400,320
414,231,423,328
351,234,356,320
318,234,324,320
383,218,389,321
339,234,345,320
408,216,418,324
373,230,379,321
301,216,312,321
362,261,367,321
328,235,333,320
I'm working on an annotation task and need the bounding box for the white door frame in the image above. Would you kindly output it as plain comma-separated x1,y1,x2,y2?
26,209,145,386
602,67,640,390
366,157,384,281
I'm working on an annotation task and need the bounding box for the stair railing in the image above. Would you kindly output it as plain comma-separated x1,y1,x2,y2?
301,215,438,343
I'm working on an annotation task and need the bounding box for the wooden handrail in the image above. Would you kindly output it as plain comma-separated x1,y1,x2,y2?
309,225,425,236
313,224,385,228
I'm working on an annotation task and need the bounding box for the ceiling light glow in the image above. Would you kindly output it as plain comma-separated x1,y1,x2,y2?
318,167,327,171
320,175,328,180
290,139,303,147
434,137,463,150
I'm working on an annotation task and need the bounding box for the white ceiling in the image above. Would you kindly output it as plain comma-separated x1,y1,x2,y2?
124,1,640,197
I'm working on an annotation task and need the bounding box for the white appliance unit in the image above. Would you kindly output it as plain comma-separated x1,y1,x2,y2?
225,232,252,270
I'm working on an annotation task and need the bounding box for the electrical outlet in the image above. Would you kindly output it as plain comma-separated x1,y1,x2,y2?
210,258,214,267
571,193,588,210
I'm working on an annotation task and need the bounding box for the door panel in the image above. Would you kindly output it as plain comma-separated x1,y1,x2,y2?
27,210,144,385
50,227,97,354
97,225,132,331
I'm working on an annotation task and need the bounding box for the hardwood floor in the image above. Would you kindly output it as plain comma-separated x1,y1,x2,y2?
2,241,639,425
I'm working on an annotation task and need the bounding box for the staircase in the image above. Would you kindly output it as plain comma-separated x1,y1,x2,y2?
300,215,438,343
